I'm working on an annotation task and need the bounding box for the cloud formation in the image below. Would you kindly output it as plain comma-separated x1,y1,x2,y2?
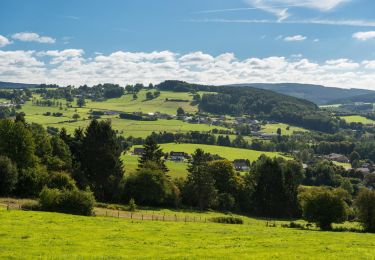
0,35,11,47
283,35,307,41
12,32,55,44
245,0,349,21
0,49,375,90
353,31,375,41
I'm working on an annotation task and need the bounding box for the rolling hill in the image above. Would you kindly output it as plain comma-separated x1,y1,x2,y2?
225,83,375,105
0,81,39,89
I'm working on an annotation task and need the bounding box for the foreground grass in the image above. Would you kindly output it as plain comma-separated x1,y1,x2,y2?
1,207,375,259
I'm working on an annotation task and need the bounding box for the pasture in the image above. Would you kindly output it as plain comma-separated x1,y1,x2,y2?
1,206,374,259
261,123,307,135
340,115,375,125
123,143,287,177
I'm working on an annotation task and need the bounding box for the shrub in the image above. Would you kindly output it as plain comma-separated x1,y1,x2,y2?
15,165,49,197
47,172,76,190
21,201,41,211
299,188,348,230
0,156,18,196
217,193,236,212
355,189,375,233
39,187,95,216
209,216,243,224
129,198,136,212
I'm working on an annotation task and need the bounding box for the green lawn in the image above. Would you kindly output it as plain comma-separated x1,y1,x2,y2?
340,115,375,124
261,123,307,135
1,207,374,259
123,143,287,178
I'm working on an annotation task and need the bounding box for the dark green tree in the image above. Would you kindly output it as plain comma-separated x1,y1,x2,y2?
0,156,18,196
355,188,375,232
177,107,185,116
77,97,86,108
184,149,217,210
81,119,124,201
138,136,168,172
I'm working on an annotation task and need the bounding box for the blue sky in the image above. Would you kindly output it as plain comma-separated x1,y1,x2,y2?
1,0,375,88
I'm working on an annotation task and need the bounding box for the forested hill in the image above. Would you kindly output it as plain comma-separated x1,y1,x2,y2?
156,80,344,133
328,93,375,105
0,81,39,89
224,83,374,105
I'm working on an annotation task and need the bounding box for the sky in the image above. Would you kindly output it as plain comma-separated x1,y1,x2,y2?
1,0,375,89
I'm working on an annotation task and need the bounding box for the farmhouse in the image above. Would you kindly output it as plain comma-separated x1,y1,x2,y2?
169,151,187,162
327,153,350,163
133,148,145,156
233,159,250,172
260,133,278,140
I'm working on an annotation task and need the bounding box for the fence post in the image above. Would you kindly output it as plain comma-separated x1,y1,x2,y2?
106,211,108,217
131,212,133,219
142,214,143,221
118,211,120,218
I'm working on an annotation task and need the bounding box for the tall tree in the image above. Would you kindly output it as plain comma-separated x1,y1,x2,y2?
185,149,217,210
80,119,124,201
138,137,168,172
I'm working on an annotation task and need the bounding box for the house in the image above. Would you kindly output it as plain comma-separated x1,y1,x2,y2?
260,133,278,140
327,153,350,163
169,151,186,162
233,159,250,172
357,168,371,174
133,148,145,156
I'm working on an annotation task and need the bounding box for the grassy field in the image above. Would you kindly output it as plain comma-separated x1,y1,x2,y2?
261,123,307,135
1,206,374,259
123,143,287,178
20,91,226,138
340,115,375,124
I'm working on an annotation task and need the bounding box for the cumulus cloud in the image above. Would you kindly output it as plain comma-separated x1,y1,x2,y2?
283,35,307,41
353,31,375,41
12,32,55,44
1,49,375,89
0,35,11,47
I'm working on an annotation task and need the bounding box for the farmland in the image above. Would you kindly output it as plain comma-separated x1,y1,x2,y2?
260,123,307,135
123,143,287,177
340,115,375,124
1,206,374,259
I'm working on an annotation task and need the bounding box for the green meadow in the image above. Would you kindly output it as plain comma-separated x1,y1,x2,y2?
1,206,374,259
261,123,307,135
340,115,375,124
123,143,287,178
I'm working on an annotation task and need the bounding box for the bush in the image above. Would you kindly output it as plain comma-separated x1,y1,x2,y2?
299,188,348,230
355,189,375,232
21,201,41,211
47,172,76,190
129,198,136,212
15,166,49,197
209,216,243,224
217,193,235,212
39,187,95,216
123,168,177,207
0,156,18,196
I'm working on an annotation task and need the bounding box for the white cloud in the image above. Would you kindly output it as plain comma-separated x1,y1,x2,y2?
0,35,11,47
245,0,349,20
353,31,375,41
1,49,375,90
284,35,306,41
12,32,55,44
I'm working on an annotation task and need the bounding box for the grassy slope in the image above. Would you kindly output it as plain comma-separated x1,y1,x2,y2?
21,91,225,138
1,207,374,259
261,123,307,135
340,115,375,124
123,143,286,178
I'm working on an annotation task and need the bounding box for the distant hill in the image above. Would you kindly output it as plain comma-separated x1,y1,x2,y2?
0,81,39,89
156,80,342,133
224,83,375,105
328,93,375,105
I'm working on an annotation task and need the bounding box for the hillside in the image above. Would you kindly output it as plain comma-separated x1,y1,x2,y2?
0,81,39,89
225,83,375,105
1,207,374,258
157,81,341,133
328,93,375,105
